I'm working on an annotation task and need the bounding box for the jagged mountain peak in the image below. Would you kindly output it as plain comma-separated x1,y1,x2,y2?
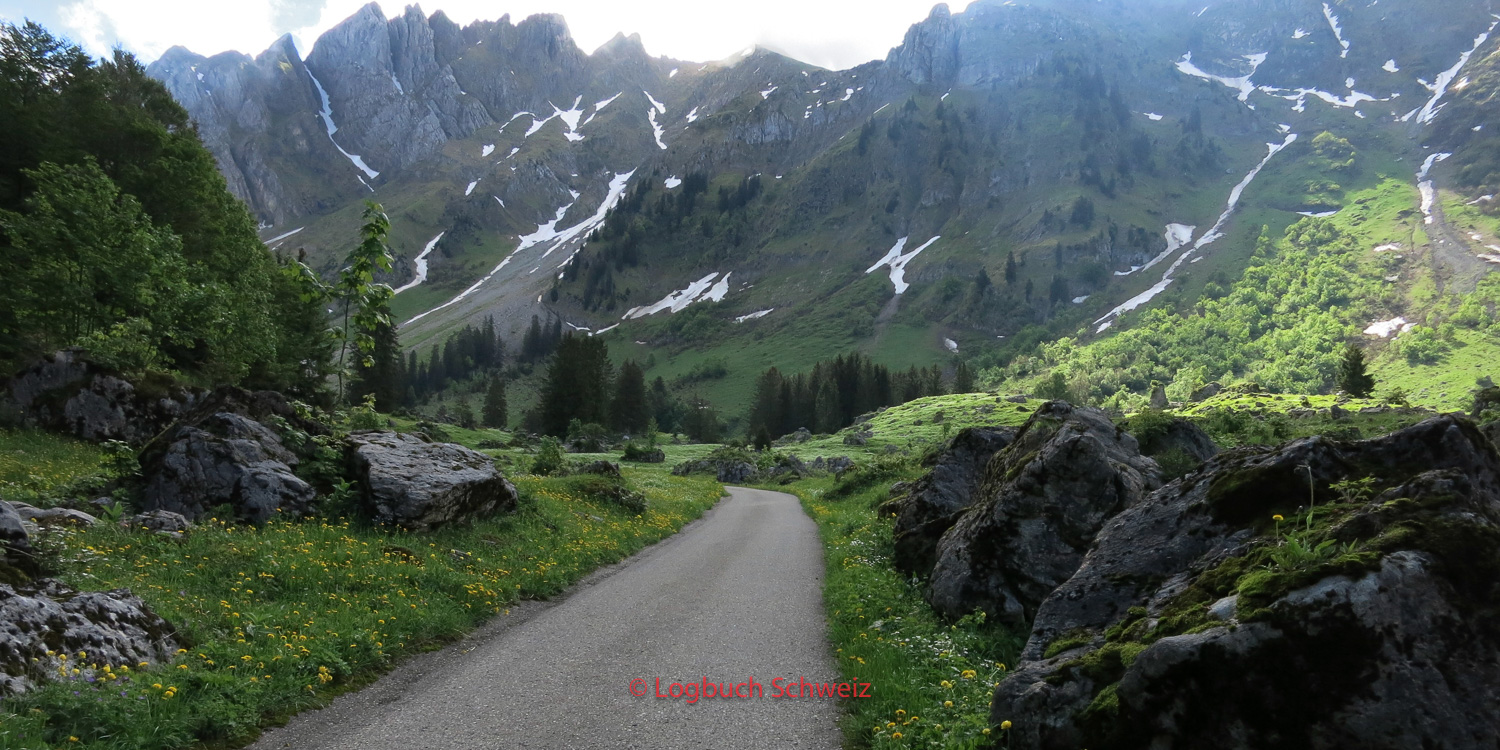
593,31,648,59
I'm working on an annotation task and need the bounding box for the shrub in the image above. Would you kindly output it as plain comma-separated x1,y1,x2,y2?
531,437,567,476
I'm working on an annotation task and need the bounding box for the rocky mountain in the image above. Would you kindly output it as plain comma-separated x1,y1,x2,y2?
149,0,1500,415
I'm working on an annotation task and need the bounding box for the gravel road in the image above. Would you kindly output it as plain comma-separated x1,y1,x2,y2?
250,486,842,749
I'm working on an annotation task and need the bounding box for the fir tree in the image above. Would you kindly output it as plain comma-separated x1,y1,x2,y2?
482,378,508,429
610,360,650,434
1336,343,1376,397
954,361,975,394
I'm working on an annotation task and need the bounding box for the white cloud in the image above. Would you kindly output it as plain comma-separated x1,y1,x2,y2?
32,0,957,70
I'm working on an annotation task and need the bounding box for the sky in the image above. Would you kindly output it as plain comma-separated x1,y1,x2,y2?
0,0,965,70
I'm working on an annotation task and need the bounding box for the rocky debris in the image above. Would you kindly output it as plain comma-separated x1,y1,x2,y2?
843,429,873,446
892,427,1018,578
1006,395,1030,404
1189,382,1223,402
672,458,759,484
621,446,665,463
1473,386,1500,421
139,409,315,524
576,460,623,479
0,578,180,695
1,501,35,579
121,510,193,535
1127,416,1220,479
991,416,1500,749
9,503,99,528
776,428,814,445
809,456,854,475
1149,384,1169,410
347,432,518,532
5,349,201,444
927,402,1162,624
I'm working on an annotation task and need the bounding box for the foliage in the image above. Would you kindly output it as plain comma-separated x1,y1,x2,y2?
530,436,567,477
333,203,394,402
538,334,612,437
747,354,948,441
1335,343,1376,398
481,377,508,429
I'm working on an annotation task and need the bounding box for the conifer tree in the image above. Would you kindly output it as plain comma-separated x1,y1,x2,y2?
482,377,508,429
1336,343,1376,397
610,360,650,434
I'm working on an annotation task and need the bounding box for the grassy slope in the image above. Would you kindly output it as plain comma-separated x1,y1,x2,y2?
0,427,721,750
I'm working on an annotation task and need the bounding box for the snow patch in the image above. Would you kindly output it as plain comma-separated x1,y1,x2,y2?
1373,243,1402,253
393,232,444,295
664,176,682,189
391,74,403,94
1175,51,1267,101
704,273,732,302
1143,112,1164,121
760,85,778,99
1322,3,1350,58
465,179,479,196
944,338,959,353
669,68,679,78
506,147,519,159
1418,152,1452,225
843,88,855,101
1118,223,1197,276
686,107,700,123
1409,18,1500,124
866,236,940,294
481,144,495,157
1364,317,1412,338
644,90,666,114
1298,210,1339,218
735,309,774,323
623,272,723,319
1071,296,1090,304
307,69,379,180
1293,28,1309,39
647,108,667,149
265,227,303,245
1384,59,1400,73
595,92,622,111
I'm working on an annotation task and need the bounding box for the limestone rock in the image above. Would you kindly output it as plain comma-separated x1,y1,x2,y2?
0,501,35,579
0,579,180,695
6,350,200,444
926,402,1161,624
347,432,518,531
892,426,1018,578
990,416,1500,749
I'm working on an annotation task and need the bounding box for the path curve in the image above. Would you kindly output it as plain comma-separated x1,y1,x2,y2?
251,486,841,750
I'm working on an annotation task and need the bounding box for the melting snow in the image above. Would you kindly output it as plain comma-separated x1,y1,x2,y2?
393,232,445,294
1373,243,1402,252
669,68,679,78
1176,51,1267,101
553,96,586,141
647,108,667,149
644,91,666,114
866,236,940,294
944,338,959,353
761,85,778,99
391,74,404,94
265,227,303,245
1418,152,1452,225
1298,210,1339,217
1364,317,1412,338
494,196,505,208
1384,59,1400,73
595,92,622,111
465,179,479,196
1293,28,1309,39
1322,3,1350,58
623,272,723,319
1143,112,1164,121
664,176,682,189
1118,223,1196,276
307,69,379,180
1071,296,1090,304
686,107,700,123
1468,195,1495,204
704,273,732,302
735,309,774,323
481,144,495,157
507,147,520,159
842,88,855,101
1409,18,1500,124
524,112,555,137
1096,134,1296,332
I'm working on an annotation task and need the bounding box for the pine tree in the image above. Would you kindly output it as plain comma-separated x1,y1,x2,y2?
539,333,612,436
954,361,975,393
814,379,841,434
1004,251,1019,284
1336,343,1376,397
609,360,650,434
482,378,508,429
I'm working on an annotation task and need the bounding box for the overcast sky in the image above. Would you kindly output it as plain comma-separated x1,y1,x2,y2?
0,0,962,70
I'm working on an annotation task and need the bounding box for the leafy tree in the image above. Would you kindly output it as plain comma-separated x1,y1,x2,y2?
1336,343,1376,397
482,377,508,429
333,202,394,402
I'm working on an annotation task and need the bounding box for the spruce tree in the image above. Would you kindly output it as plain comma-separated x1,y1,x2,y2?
482,378,508,429
954,361,975,393
610,360,650,434
1336,343,1376,397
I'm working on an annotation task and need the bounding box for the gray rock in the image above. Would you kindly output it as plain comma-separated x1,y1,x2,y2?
990,415,1500,749
140,411,315,523
843,430,872,446
1149,383,1169,410
0,501,35,578
1006,395,1030,404
576,460,623,479
1132,417,1220,472
893,426,1018,578
0,579,179,695
347,432,518,532
927,402,1161,624
1189,382,1223,402
6,350,201,444
13,505,98,528
122,510,193,534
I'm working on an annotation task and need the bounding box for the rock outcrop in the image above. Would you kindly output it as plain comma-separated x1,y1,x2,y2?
0,579,180,695
0,501,35,580
892,426,1018,578
137,388,319,523
6,350,200,444
990,416,1500,749
346,432,518,531
926,402,1162,623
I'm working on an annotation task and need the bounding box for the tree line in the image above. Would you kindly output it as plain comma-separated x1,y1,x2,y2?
746,353,974,443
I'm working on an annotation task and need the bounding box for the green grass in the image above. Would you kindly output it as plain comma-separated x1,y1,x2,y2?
0,429,106,502
1370,327,1499,413
780,474,1022,749
0,466,721,749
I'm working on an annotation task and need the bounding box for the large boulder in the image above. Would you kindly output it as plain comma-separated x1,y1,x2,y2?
0,578,180,695
5,349,201,444
926,402,1162,624
0,501,35,580
892,427,1018,578
139,410,315,524
347,432,518,532
990,416,1500,750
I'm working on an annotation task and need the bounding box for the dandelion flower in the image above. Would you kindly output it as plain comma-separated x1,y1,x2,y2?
1273,514,1284,522
1001,720,1013,730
